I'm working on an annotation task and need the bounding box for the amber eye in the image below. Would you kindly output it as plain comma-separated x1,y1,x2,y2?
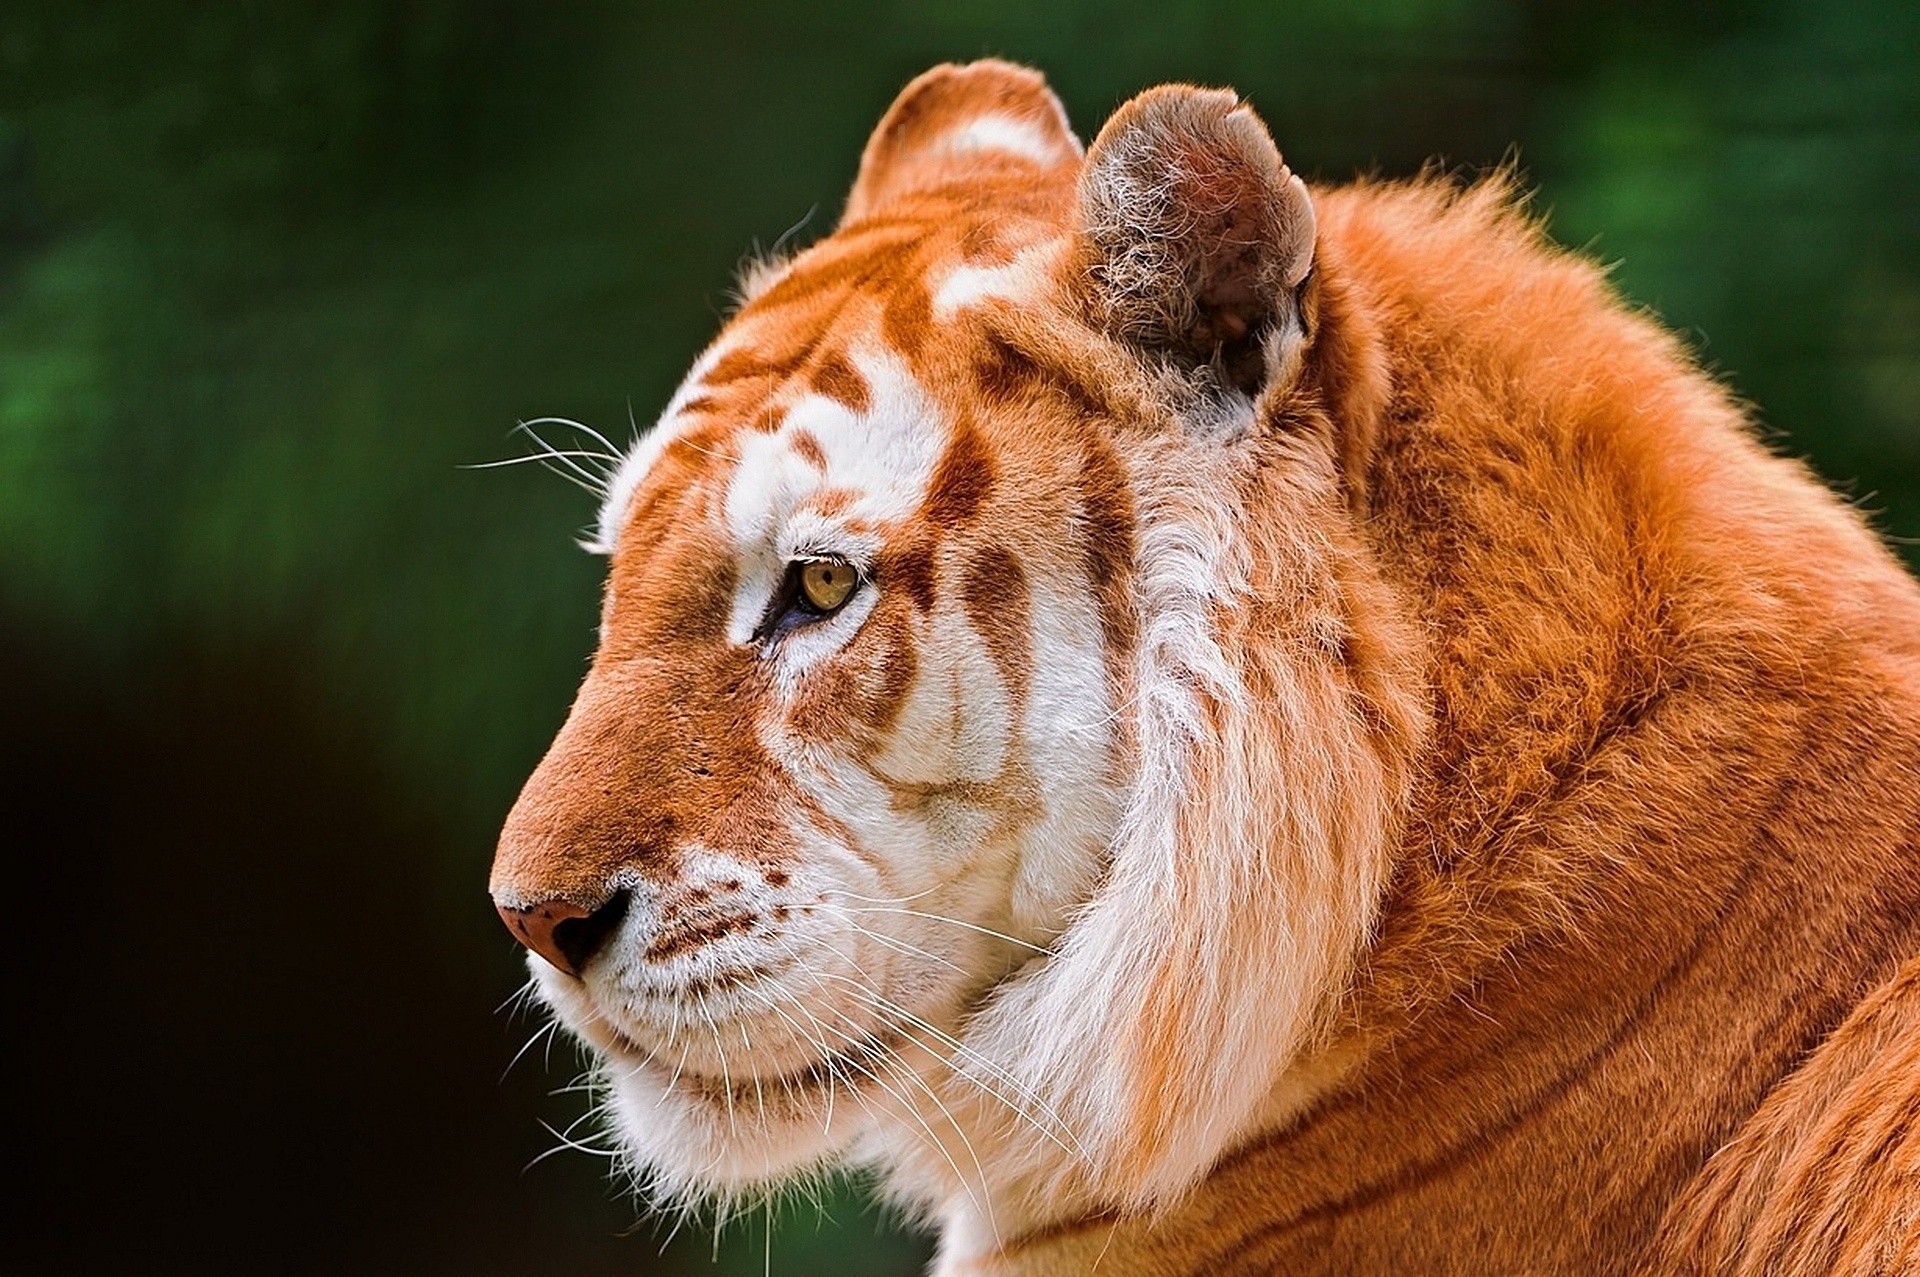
751,557,864,644
798,559,859,613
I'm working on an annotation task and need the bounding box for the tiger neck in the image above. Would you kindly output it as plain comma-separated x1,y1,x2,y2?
930,184,1920,1270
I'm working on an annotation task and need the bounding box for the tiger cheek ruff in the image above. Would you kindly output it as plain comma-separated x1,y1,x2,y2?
490,62,1920,1275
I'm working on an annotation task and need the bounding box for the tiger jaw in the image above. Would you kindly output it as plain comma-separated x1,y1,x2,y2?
552,973,929,1119
521,835,1041,1188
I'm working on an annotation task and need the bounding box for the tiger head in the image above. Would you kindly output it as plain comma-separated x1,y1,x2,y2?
490,61,1426,1239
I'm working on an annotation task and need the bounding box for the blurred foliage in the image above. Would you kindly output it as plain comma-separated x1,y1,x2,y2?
2,1,1914,1273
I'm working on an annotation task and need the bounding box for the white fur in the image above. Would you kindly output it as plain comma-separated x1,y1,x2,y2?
942,114,1075,167
932,242,1058,319
542,322,1074,1216
719,347,949,670
877,427,1258,1231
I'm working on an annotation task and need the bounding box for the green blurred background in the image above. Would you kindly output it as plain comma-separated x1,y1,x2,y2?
3,2,1915,1273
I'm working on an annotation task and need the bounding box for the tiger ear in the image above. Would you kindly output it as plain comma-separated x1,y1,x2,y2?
1074,85,1316,396
842,60,1082,224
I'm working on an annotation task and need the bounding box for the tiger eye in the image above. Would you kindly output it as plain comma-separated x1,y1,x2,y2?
799,559,858,612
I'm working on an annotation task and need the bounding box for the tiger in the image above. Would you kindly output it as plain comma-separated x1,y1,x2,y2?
489,60,1920,1274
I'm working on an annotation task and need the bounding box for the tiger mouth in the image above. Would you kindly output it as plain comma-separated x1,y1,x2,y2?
605,1020,914,1108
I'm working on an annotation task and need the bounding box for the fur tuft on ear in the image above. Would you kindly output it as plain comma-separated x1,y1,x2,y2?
1075,86,1316,394
843,60,1082,225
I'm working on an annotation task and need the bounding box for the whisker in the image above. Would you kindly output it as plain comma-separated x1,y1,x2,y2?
461,449,623,471
694,987,738,1142
528,1118,621,1169
808,908,970,975
739,1017,768,1133
827,901,1057,956
654,1187,697,1255
814,1000,1003,1249
739,984,843,1141
468,447,608,498
792,924,1085,1150
759,929,1088,1165
759,939,1003,1241
673,435,744,465
810,967,1089,1163
519,416,621,452
523,414,627,463
513,421,616,494
501,1019,563,1083
494,976,541,1018
816,881,949,906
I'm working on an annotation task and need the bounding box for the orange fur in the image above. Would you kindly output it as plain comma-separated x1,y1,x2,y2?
492,63,1920,1272
974,148,1920,1277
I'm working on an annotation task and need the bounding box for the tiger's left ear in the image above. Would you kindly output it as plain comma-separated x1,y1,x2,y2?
843,60,1082,224
1074,85,1316,397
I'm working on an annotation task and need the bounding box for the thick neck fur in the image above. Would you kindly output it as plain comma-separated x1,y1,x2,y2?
953,180,1920,1273
888,306,1430,1254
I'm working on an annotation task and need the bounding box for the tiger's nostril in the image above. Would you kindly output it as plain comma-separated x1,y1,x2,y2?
496,890,630,977
553,891,630,973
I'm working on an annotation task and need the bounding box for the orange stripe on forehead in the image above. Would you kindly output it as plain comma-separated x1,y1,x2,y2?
703,347,787,387
973,337,1044,405
972,332,1116,418
882,275,934,358
701,339,829,403
788,429,828,471
743,228,923,317
620,424,733,550
923,417,997,526
958,221,1021,265
804,488,865,518
808,352,871,414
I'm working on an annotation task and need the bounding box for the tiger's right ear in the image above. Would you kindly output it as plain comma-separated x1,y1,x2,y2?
842,60,1082,225
1073,85,1316,397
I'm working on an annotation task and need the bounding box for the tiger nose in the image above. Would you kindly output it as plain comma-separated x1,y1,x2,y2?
494,890,631,977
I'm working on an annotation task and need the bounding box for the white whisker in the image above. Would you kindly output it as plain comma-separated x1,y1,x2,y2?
500,1019,563,1083
810,966,1089,1164
513,420,616,494
528,1118,621,1168
827,900,1057,956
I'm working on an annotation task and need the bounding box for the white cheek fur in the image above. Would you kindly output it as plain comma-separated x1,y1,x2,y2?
768,585,880,691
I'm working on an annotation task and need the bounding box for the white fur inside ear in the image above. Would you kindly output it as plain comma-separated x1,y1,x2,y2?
942,114,1075,166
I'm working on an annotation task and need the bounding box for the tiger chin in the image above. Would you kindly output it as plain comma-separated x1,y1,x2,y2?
491,61,1920,1276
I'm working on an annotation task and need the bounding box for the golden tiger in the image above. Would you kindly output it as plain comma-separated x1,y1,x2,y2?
490,61,1920,1274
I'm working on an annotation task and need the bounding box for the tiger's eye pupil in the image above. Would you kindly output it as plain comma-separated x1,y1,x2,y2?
799,560,856,612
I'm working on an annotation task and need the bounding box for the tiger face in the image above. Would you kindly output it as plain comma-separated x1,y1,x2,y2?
492,61,1424,1240
494,183,1131,1189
